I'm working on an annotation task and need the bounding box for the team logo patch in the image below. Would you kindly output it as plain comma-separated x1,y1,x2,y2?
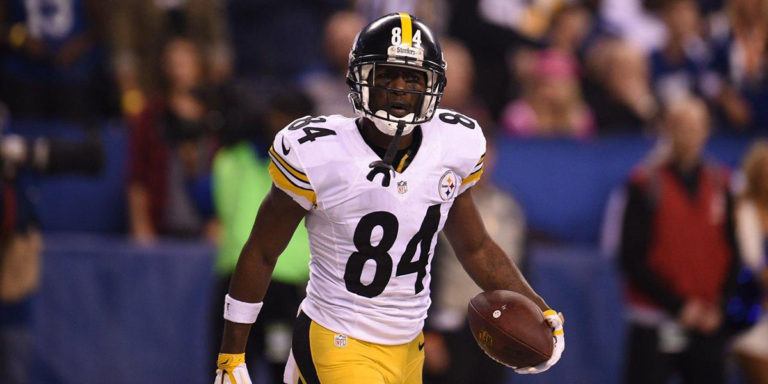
439,170,458,201
334,334,347,348
387,45,425,61
397,180,408,194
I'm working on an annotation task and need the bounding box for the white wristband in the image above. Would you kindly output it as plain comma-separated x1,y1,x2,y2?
223,294,263,324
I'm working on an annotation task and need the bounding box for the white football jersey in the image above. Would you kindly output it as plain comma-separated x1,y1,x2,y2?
267,109,486,344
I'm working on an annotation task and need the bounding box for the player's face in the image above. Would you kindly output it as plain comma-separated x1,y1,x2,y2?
369,65,427,118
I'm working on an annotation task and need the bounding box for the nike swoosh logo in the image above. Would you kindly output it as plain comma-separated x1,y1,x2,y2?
418,342,425,351
281,137,291,156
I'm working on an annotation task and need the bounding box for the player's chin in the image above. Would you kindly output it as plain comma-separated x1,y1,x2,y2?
387,107,412,118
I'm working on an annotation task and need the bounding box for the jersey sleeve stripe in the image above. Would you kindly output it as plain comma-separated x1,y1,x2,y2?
471,161,484,174
461,166,484,186
475,153,486,166
269,146,310,183
469,153,486,174
268,162,317,204
268,154,313,191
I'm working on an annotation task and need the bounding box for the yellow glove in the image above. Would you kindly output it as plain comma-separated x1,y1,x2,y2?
214,353,252,384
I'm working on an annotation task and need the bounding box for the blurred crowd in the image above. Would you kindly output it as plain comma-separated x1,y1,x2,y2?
1,0,767,137
1,0,768,383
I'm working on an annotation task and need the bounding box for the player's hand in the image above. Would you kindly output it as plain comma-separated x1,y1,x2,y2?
515,310,564,374
214,353,252,384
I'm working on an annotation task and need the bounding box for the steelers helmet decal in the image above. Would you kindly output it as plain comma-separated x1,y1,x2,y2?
346,13,447,136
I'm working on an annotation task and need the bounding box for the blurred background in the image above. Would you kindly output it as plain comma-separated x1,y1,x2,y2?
0,0,767,383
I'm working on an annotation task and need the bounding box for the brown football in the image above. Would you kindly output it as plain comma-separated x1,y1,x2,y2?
467,290,553,368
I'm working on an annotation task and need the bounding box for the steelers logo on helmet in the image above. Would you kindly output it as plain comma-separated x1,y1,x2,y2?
346,13,447,136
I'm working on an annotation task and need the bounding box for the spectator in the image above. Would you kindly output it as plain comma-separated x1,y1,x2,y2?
583,39,658,133
706,0,768,133
732,140,768,384
0,180,40,384
618,96,740,384
225,0,345,90
109,0,232,116
600,0,667,52
126,37,217,244
300,10,365,117
547,3,595,57
649,0,713,104
0,0,112,121
211,89,312,383
0,107,103,383
475,0,566,41
447,0,549,120
696,0,727,15
0,106,38,384
423,140,526,384
501,49,594,139
438,38,494,131
354,0,449,34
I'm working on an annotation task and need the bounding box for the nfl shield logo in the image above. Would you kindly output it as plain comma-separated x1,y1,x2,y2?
334,334,347,348
397,180,408,194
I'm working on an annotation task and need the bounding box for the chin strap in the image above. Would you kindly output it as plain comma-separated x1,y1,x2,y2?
367,121,405,187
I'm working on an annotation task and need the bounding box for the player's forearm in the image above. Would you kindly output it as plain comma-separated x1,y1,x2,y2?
461,238,548,311
220,320,252,353
219,243,279,353
227,240,279,303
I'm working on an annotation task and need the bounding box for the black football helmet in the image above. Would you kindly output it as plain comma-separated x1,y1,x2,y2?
347,13,447,136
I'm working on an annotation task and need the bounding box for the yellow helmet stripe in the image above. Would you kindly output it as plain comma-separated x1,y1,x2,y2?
398,12,412,47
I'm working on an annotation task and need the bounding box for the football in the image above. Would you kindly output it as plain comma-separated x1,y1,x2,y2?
467,290,553,368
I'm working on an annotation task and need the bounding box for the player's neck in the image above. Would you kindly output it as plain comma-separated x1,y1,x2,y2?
358,118,414,151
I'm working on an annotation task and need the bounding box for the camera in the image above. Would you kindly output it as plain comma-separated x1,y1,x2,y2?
0,104,103,180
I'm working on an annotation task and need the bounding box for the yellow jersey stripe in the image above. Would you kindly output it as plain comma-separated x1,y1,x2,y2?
396,153,410,173
269,146,310,183
468,164,484,176
461,167,484,186
269,162,317,204
554,329,565,336
398,13,412,47
543,309,557,317
476,154,486,166
269,158,312,190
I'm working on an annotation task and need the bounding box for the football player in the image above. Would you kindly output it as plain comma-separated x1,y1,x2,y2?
214,13,565,384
